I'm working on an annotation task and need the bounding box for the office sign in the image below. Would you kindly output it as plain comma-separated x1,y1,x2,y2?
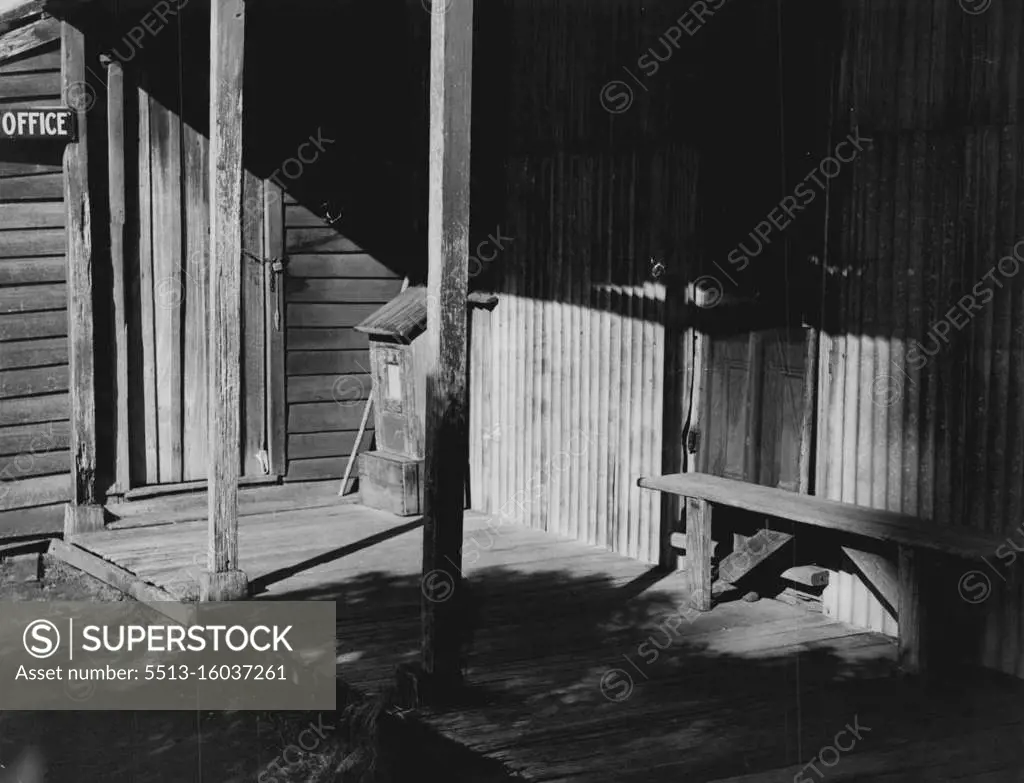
0,108,77,141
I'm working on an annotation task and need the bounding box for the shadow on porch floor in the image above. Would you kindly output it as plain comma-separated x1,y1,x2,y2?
65,488,1024,781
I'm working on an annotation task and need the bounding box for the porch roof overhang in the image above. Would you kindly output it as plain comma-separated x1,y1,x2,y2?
0,0,93,28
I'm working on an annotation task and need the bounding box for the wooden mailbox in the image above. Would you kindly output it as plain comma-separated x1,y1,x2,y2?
354,286,498,515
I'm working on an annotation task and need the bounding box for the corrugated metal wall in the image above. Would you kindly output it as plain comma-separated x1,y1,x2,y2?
818,0,1024,672
469,146,699,564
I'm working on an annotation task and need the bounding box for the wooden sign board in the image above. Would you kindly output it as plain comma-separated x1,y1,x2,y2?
0,108,76,141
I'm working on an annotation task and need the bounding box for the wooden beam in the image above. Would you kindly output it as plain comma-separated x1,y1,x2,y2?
685,497,713,611
0,14,58,62
0,1,95,28
61,20,103,537
781,564,830,588
202,0,247,602
104,53,130,495
421,0,474,687
842,545,897,616
639,472,1007,559
48,540,194,625
0,0,45,27
716,528,793,586
897,544,927,674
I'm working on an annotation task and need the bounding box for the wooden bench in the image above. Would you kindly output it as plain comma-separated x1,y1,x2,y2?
638,472,1007,674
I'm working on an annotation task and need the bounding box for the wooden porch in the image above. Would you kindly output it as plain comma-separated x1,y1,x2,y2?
56,488,1024,782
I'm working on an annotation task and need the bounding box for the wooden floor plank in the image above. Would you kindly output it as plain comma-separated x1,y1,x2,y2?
62,487,1024,782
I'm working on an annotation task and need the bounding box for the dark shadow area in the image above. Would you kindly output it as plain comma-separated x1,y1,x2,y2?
2,560,1016,782
250,517,424,596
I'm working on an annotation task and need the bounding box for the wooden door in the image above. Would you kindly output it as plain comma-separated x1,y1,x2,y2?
125,81,284,490
701,328,807,491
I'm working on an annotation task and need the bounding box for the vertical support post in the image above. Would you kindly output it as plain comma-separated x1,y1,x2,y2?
685,497,713,611
62,20,104,537
202,0,248,601
898,544,927,674
104,55,131,495
421,0,474,688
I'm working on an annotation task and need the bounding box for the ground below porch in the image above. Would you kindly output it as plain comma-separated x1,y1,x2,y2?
49,484,1024,781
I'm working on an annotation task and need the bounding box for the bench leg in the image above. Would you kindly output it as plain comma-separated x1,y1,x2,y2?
898,545,927,674
686,497,713,611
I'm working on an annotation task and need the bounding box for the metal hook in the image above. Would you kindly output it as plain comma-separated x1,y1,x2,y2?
321,201,344,225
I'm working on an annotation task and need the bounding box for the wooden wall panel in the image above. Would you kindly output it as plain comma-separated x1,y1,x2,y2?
0,41,71,528
282,204,402,481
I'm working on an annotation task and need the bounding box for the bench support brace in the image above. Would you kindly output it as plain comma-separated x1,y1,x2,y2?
686,498,714,611
898,545,928,674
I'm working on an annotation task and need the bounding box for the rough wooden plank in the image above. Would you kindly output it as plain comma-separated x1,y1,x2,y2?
104,56,129,494
0,256,64,284
136,77,158,483
264,180,286,476
0,502,62,535
0,335,66,369
0,42,58,73
0,201,63,227
0,419,69,455
0,68,59,98
716,528,794,586
285,328,368,351
286,302,381,328
150,84,183,484
0,471,69,510
842,545,898,616
781,565,830,588
284,278,402,303
898,544,926,674
286,253,401,279
181,87,209,483
0,159,62,178
0,391,66,426
285,456,355,482
48,539,194,624
0,15,58,63
0,282,65,312
60,20,101,535
0,172,63,200
285,227,363,254
204,0,248,600
0,309,65,340
0,447,68,477
639,472,1005,559
286,373,371,404
0,1,48,28
420,0,474,688
286,430,366,460
0,227,64,256
287,401,366,434
685,497,713,610
0,364,67,397
285,349,367,376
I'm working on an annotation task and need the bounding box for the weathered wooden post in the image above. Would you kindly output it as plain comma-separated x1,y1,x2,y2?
420,0,474,691
202,0,248,601
61,20,104,537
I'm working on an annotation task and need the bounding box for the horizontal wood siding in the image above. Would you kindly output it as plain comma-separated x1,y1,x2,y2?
283,203,402,481
0,43,70,531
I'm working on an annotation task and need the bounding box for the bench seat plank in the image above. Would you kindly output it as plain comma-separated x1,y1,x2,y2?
638,472,1002,560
